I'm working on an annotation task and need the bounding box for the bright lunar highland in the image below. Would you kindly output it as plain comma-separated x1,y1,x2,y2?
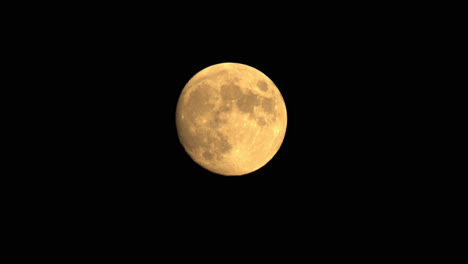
176,62,287,176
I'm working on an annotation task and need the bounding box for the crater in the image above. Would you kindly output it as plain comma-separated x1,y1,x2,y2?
220,82,242,102
219,103,233,113
203,151,214,160
257,116,267,126
215,131,232,154
261,97,275,114
179,127,232,162
185,85,214,123
257,80,268,92
237,91,260,114
208,111,227,128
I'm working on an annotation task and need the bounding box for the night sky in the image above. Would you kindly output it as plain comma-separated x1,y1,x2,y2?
4,2,464,262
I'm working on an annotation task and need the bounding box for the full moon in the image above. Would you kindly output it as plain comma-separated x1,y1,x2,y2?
176,62,287,176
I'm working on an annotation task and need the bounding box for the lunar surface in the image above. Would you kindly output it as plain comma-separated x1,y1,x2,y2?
176,62,287,176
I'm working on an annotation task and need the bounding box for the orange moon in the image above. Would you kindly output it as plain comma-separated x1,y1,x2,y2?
176,62,287,176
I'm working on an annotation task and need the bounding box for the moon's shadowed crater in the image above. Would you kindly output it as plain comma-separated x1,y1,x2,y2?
237,91,259,113
201,131,232,161
178,126,232,162
185,84,214,124
257,80,269,92
220,83,242,102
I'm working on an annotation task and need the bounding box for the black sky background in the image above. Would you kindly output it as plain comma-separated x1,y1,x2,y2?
3,2,466,262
